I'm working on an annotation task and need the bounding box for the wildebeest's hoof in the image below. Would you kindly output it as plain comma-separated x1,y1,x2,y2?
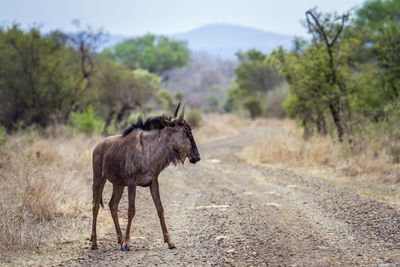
169,245,177,249
121,246,130,251
91,245,99,250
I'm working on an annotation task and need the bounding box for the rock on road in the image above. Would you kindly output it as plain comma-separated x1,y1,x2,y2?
63,126,400,266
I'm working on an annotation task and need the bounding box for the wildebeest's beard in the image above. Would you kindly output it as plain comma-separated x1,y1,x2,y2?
166,134,190,166
166,147,181,167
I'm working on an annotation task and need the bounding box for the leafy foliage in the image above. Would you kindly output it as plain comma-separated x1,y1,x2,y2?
104,34,189,78
185,109,202,128
356,0,400,28
0,25,79,131
374,20,400,99
235,50,283,95
157,90,184,114
0,25,186,133
206,93,220,112
242,95,263,119
225,49,283,118
0,126,6,150
69,107,102,134
94,60,161,133
274,3,400,146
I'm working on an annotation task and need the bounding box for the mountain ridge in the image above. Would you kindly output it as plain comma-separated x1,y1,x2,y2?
104,23,294,59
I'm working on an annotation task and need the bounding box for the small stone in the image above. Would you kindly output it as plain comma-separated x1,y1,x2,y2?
215,235,229,241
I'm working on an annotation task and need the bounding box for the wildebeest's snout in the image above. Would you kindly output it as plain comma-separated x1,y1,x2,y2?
189,149,201,164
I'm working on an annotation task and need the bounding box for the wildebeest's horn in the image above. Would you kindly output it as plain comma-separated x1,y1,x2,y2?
178,104,185,123
172,102,181,119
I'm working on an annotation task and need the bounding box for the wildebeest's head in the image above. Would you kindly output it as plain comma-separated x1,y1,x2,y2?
170,103,201,164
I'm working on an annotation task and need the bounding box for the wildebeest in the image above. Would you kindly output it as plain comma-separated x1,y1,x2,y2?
90,103,201,251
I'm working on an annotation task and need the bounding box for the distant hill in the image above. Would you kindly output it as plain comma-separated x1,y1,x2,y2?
103,23,294,59
172,23,294,59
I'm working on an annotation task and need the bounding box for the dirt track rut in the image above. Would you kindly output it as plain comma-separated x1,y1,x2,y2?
61,126,400,266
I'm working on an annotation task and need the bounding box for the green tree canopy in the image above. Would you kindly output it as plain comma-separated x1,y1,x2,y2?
94,60,160,133
103,34,189,79
356,0,400,28
374,20,400,99
224,49,283,118
234,49,283,94
0,25,79,130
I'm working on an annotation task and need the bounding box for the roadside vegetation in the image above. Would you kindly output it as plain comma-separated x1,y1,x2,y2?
0,130,98,254
229,0,400,206
241,119,400,207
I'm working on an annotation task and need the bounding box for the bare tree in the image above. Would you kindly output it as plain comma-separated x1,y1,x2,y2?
306,9,349,142
65,20,107,119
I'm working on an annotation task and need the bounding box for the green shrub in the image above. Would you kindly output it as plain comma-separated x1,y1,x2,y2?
243,95,263,119
390,145,400,164
185,109,202,128
69,107,102,135
224,85,246,112
20,126,40,144
206,93,220,112
0,126,6,150
266,86,288,118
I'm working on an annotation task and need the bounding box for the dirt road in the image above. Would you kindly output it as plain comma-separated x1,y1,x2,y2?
61,126,400,266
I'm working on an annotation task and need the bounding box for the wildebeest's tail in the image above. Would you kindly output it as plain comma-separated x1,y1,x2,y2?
92,143,105,209
92,184,105,209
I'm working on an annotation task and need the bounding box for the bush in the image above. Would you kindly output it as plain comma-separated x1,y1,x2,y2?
266,86,288,118
206,93,220,112
0,133,96,252
0,126,7,150
185,109,202,128
69,107,102,134
243,95,263,119
224,85,246,112
20,126,40,144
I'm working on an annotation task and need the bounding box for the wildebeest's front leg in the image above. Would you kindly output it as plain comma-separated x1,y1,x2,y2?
150,180,176,249
122,184,136,251
109,184,124,245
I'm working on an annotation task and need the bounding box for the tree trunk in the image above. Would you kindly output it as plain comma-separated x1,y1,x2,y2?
329,103,344,142
303,108,312,139
102,110,115,135
316,111,327,135
116,104,134,123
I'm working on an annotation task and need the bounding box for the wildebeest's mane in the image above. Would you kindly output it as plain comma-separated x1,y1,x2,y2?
123,115,174,137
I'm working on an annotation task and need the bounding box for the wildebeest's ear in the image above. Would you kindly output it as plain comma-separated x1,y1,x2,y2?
177,104,185,124
171,102,181,119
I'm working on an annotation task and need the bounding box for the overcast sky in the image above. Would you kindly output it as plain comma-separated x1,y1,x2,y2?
1,0,364,37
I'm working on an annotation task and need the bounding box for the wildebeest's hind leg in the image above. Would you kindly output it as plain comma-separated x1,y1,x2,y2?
90,166,107,250
150,180,176,249
109,184,124,245
121,184,136,251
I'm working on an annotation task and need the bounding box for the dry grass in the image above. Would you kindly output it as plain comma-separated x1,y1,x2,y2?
193,113,249,144
240,119,400,207
241,119,337,167
0,113,239,259
0,132,101,256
